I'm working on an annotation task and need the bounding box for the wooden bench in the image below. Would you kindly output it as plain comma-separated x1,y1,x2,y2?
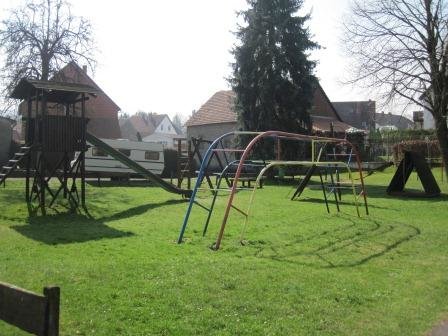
0,282,59,335
228,175,265,188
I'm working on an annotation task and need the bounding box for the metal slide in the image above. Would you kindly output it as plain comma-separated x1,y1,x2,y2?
86,132,192,197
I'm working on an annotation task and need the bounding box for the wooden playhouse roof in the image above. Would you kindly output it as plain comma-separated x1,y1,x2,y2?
10,78,100,104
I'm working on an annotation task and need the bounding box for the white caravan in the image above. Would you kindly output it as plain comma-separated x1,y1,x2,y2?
82,139,165,176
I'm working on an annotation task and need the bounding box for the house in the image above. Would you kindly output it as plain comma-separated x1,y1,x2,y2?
18,62,121,139
332,101,376,131
119,113,184,148
375,112,414,130
186,83,352,142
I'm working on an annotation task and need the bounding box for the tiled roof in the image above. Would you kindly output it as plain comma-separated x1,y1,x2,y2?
332,101,375,130
186,88,351,132
127,115,156,137
53,62,121,112
17,62,122,139
172,123,184,135
375,112,414,129
186,91,237,126
311,116,351,133
120,113,184,139
87,117,122,139
150,114,166,128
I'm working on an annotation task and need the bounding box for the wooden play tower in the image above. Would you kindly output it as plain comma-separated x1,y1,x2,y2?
4,78,99,214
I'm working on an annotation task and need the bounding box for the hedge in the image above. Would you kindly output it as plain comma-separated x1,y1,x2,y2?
392,140,441,164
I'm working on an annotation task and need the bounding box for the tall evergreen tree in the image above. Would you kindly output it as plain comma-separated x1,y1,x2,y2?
230,0,319,145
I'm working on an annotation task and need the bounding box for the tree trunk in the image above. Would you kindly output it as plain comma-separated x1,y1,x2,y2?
434,116,448,179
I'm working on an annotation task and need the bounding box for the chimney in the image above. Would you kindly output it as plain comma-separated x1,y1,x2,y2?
82,65,87,73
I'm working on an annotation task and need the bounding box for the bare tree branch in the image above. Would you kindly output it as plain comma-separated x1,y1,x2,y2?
0,0,96,116
343,0,448,176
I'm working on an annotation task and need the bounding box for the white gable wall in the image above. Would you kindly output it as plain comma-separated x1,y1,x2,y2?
155,116,177,135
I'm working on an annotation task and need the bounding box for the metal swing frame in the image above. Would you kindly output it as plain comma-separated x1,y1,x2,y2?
178,131,369,250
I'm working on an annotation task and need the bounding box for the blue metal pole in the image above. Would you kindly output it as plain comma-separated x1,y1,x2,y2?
177,132,235,243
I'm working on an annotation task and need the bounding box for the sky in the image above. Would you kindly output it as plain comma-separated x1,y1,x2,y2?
0,0,370,121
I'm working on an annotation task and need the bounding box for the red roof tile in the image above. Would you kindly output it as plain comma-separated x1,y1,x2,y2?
17,62,122,139
186,87,352,133
128,115,156,137
186,91,237,126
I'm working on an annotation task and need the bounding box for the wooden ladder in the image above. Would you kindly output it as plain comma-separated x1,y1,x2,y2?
0,145,32,186
176,139,192,189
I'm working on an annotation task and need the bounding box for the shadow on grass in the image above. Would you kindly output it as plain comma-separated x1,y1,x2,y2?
96,199,187,222
0,189,27,203
247,215,420,268
13,214,134,245
294,183,446,205
362,184,447,200
11,199,186,245
296,197,392,211
86,179,178,188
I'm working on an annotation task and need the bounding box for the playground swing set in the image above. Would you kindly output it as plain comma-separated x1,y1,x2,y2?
2,78,441,252
177,130,369,250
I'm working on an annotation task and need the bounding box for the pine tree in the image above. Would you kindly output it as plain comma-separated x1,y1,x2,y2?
230,0,318,156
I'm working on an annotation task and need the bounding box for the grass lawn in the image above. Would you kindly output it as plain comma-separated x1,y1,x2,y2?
0,168,447,335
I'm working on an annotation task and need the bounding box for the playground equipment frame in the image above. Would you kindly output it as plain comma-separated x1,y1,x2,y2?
239,159,364,243
177,130,368,250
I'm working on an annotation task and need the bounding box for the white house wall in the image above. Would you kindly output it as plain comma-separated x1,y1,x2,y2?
155,116,177,134
420,98,436,129
423,109,435,129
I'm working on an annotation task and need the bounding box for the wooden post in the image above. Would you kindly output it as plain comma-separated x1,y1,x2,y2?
43,287,60,336
187,139,192,190
276,138,281,160
63,151,68,199
177,139,182,188
35,93,39,144
26,97,32,202
63,103,70,199
40,89,46,215
81,93,86,207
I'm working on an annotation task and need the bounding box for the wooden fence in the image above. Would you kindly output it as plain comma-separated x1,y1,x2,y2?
0,282,59,335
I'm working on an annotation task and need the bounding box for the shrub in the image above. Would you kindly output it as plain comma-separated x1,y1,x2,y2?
392,140,441,163
346,131,368,160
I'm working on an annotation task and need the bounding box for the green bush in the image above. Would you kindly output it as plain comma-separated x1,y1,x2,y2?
392,140,441,163
370,129,437,142
346,131,367,160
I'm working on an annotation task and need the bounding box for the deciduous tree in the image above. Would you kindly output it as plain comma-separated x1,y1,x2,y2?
0,0,95,115
343,0,448,176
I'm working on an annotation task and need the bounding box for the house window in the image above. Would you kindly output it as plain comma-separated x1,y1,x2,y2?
161,125,164,131
145,151,160,160
118,149,131,157
168,125,171,131
92,147,107,157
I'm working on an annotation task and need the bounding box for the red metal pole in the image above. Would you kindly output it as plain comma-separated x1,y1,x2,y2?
214,130,367,250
